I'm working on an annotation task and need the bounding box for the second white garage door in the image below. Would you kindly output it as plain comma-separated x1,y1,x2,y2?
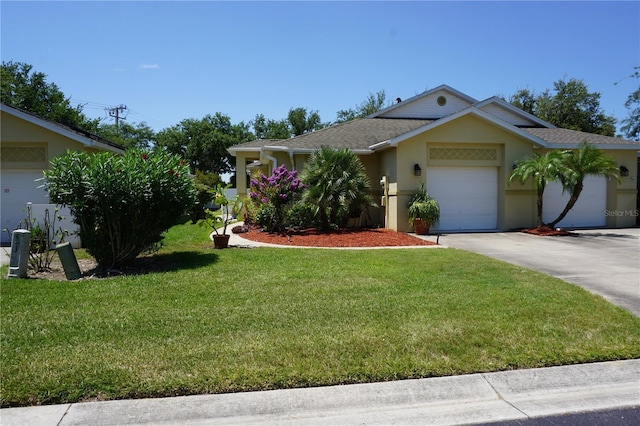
426,167,498,231
543,175,606,228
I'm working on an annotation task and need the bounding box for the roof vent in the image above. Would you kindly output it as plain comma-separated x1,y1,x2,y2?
437,96,447,106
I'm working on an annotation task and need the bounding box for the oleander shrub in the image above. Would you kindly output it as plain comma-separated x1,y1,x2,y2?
44,149,196,269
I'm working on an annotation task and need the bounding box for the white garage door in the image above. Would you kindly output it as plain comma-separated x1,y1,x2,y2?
426,167,498,231
1,170,49,244
543,175,606,228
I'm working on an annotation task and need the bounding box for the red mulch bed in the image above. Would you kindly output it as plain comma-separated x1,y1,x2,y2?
521,226,575,236
238,227,436,247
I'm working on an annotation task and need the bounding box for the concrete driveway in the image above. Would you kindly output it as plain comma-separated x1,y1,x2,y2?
436,228,640,317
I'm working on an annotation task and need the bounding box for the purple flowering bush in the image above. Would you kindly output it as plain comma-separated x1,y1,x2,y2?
249,165,306,232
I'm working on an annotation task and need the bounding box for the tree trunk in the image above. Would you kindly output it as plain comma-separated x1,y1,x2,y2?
547,181,584,229
536,190,544,228
319,207,330,232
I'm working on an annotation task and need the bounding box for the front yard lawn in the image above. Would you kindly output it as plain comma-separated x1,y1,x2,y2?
2,222,639,407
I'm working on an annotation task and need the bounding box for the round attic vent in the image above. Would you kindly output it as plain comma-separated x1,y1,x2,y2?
437,96,447,106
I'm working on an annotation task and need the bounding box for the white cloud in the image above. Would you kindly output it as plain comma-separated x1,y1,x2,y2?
140,64,160,69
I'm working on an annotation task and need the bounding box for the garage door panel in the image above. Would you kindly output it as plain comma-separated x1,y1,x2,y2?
1,171,49,244
543,175,606,228
427,168,498,231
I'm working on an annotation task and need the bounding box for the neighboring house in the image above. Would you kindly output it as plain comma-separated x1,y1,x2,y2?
229,85,639,232
0,103,124,245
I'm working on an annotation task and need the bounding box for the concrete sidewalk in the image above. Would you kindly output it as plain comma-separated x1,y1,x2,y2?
2,359,638,425
1,246,9,265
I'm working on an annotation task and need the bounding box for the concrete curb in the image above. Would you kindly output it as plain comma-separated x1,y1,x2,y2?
3,359,638,425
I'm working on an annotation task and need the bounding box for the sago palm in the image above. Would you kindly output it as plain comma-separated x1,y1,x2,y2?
300,147,375,231
509,150,567,228
547,143,619,228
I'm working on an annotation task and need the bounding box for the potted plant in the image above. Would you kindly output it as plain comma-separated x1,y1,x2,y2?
407,185,440,235
203,182,240,248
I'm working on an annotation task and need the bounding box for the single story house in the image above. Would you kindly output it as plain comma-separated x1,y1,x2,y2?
0,103,124,245
229,85,639,232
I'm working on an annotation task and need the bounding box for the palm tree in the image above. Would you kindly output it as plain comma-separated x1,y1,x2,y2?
300,147,375,231
547,143,619,228
509,150,567,228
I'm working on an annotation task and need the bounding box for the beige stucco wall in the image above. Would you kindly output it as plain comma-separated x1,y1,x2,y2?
1,112,100,170
603,150,637,228
234,152,249,196
393,133,427,231
357,154,383,225
389,114,539,232
378,149,397,228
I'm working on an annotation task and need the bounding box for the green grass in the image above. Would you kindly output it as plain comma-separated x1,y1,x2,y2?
2,222,640,407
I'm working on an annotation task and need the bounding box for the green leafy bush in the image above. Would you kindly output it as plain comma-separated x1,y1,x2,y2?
44,149,196,269
286,201,317,229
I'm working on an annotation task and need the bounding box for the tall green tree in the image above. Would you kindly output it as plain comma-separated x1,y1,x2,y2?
336,90,388,123
547,143,619,228
509,88,537,114
155,113,252,175
252,114,290,139
620,66,640,141
287,107,326,136
1,61,100,132
300,147,375,231
96,122,156,149
509,150,567,228
509,78,617,136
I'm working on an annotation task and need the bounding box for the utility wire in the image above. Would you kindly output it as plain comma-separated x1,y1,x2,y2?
71,98,171,130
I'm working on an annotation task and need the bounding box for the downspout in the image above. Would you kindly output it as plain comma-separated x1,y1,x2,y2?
263,152,277,173
288,151,295,170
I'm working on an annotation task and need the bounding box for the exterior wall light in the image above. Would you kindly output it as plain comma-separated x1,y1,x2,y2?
414,164,422,176
620,165,629,177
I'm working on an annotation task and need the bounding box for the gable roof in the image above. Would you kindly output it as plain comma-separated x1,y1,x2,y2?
385,106,550,148
229,84,639,156
1,103,125,153
369,84,478,119
474,97,554,128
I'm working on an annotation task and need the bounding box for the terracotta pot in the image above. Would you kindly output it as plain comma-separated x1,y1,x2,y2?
413,218,431,235
213,234,230,249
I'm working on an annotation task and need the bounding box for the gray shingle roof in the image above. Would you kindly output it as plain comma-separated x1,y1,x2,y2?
522,127,639,147
231,118,433,152
230,117,639,154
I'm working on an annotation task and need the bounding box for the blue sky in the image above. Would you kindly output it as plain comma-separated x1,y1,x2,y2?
2,1,638,134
